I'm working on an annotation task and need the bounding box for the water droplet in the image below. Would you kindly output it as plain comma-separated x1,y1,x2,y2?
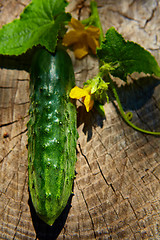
46,105,51,110
44,125,52,133
53,164,58,169
45,192,52,200
52,137,59,144
42,143,47,149
46,160,51,167
53,117,59,123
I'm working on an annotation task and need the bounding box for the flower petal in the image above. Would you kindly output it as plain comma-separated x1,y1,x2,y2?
69,86,88,99
73,42,89,59
87,35,100,54
63,30,80,46
86,26,100,39
63,18,100,59
69,18,84,30
83,94,94,112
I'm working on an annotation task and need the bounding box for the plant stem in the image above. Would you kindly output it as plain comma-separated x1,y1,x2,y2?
81,0,104,44
90,0,104,44
108,75,160,136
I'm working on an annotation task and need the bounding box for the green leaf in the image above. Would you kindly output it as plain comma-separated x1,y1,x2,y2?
97,27,160,81
0,0,71,55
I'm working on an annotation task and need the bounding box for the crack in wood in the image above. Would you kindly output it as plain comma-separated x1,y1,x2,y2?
0,173,16,203
78,143,92,171
11,128,27,139
136,110,156,132
127,198,139,220
0,86,16,89
14,101,30,106
144,0,158,28
12,170,28,240
74,184,82,238
94,128,110,153
129,0,137,8
152,95,160,112
0,114,29,128
108,8,139,23
0,195,10,218
0,142,18,163
91,184,110,233
77,0,87,20
96,160,109,186
0,119,19,128
16,1,27,7
151,170,160,183
16,78,29,82
78,186,97,239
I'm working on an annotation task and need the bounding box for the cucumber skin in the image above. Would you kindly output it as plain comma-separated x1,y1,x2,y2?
28,48,77,226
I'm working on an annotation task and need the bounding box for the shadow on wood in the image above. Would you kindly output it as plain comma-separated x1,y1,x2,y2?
0,46,40,72
114,76,160,111
109,76,160,132
77,105,106,142
28,192,73,240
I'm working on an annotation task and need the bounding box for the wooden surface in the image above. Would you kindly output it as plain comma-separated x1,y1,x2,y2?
1,0,160,239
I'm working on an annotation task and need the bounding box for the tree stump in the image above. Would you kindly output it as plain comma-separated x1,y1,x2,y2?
1,0,160,239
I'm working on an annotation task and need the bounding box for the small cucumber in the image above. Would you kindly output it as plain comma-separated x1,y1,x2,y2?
27,48,77,226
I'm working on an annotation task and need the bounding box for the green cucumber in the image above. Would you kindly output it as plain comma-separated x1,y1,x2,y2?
27,48,77,226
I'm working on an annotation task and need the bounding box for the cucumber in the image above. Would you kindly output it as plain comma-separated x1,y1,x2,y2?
27,48,77,226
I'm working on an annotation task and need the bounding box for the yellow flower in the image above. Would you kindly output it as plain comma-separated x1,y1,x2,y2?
69,86,94,112
63,18,100,59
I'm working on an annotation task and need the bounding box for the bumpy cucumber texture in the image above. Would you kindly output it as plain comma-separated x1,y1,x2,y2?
27,48,77,225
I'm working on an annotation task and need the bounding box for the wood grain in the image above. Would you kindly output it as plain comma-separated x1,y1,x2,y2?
0,0,160,239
